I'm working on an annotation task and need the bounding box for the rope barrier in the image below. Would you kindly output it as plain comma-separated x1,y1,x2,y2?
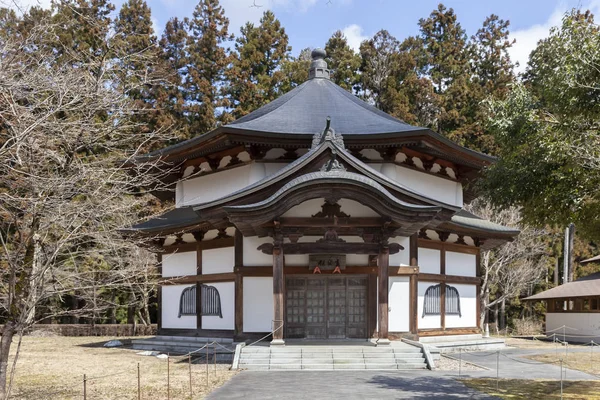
245,321,284,347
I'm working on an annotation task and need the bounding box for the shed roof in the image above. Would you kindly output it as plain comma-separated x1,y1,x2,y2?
524,272,600,301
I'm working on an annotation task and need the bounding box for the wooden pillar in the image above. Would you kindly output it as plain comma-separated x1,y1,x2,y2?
271,245,285,345
157,254,163,332
234,230,243,338
377,245,390,345
409,234,418,335
440,245,446,331
196,244,202,330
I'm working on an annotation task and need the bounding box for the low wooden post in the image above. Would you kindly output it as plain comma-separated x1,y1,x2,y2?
206,343,209,387
137,362,141,400
83,374,87,400
186,353,192,398
167,353,170,400
377,245,390,344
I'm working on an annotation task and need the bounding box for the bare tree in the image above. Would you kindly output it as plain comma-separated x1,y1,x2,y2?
466,199,548,331
0,17,172,398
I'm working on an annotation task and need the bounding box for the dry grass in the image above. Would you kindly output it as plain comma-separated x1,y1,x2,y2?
526,351,600,376
462,378,600,399
504,337,588,350
6,336,237,399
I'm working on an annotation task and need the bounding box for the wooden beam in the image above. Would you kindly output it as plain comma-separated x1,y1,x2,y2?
272,245,285,343
276,217,385,228
409,233,418,335
418,327,480,336
162,237,235,254
417,238,478,254
368,274,378,339
258,241,403,255
234,230,243,337
157,254,162,331
160,273,236,285
378,246,390,341
389,266,419,275
417,273,481,285
196,244,202,330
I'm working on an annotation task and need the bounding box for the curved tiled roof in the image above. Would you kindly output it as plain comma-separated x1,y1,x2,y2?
228,78,422,135
450,210,520,235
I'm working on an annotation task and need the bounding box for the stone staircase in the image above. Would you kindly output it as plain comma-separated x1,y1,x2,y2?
419,334,505,354
236,342,429,371
132,335,235,357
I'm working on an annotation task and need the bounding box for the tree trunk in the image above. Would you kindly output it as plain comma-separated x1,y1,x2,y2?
109,291,117,325
494,302,499,334
500,298,506,332
0,322,16,400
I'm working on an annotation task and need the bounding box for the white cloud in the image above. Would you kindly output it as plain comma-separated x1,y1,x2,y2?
341,24,367,52
509,1,600,74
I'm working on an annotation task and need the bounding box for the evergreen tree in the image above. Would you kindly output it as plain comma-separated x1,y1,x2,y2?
325,31,360,92
281,47,311,93
226,10,290,118
185,0,232,132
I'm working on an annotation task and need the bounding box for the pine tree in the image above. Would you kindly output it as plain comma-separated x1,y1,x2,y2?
185,0,232,133
281,47,311,93
325,31,360,92
226,10,290,118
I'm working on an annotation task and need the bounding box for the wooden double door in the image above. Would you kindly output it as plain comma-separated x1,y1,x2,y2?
285,275,368,339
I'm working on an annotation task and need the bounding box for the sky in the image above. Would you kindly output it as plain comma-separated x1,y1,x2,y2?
5,0,600,73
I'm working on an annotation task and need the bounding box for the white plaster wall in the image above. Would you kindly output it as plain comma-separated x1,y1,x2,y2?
243,277,274,332
389,236,410,267
285,254,309,266
162,285,196,329
340,236,369,265
202,247,234,274
338,199,379,217
263,162,288,176
418,248,441,274
546,313,600,343
179,164,253,206
389,277,410,332
202,281,234,330
446,252,477,277
162,251,196,278
243,236,272,266
367,163,463,207
418,282,442,329
282,198,324,218
445,284,478,328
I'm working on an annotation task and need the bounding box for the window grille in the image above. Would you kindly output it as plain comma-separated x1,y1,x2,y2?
178,285,223,318
422,284,462,318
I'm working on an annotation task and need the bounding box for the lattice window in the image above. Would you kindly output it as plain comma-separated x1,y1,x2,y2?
178,285,223,318
445,285,462,317
422,284,462,318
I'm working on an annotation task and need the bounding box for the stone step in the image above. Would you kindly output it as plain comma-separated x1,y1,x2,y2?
148,335,234,344
419,334,482,344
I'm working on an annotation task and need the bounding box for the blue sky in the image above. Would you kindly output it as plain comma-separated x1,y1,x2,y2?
8,0,600,72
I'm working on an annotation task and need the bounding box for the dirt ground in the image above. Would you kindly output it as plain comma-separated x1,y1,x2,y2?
5,335,237,400
463,378,600,400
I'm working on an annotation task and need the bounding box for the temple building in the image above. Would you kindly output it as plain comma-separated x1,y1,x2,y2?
125,49,518,345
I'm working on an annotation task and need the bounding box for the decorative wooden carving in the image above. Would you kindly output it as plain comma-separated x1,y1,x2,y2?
421,158,435,171
438,231,450,242
287,233,303,243
216,227,229,239
257,241,404,255
456,235,467,245
312,201,350,218
280,149,298,160
192,230,206,242
207,157,221,171
418,229,429,239
228,154,242,166
381,147,398,162
316,228,346,243
174,234,185,245
247,145,267,160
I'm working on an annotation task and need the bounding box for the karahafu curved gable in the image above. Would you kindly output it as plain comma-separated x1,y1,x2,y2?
422,284,462,318
178,285,223,318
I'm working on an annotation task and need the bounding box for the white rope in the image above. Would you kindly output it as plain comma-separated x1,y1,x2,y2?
246,321,284,347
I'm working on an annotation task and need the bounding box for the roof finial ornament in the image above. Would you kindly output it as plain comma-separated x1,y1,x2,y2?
309,48,331,80
311,116,345,149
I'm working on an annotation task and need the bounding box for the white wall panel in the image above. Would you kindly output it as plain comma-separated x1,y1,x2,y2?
389,236,410,266
446,252,477,277
546,313,600,343
180,165,252,206
389,277,410,332
338,199,379,217
340,236,369,265
162,251,196,278
418,248,441,274
161,285,196,329
243,277,274,332
202,282,234,330
445,284,477,328
243,237,272,266
202,247,234,274
418,282,441,329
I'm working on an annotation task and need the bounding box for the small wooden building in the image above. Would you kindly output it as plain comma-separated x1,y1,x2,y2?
125,49,518,344
525,272,600,343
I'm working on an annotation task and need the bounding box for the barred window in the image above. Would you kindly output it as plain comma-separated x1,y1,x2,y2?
178,285,223,318
422,284,462,318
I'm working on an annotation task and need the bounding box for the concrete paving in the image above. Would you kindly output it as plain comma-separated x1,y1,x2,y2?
208,370,499,399
210,347,599,399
